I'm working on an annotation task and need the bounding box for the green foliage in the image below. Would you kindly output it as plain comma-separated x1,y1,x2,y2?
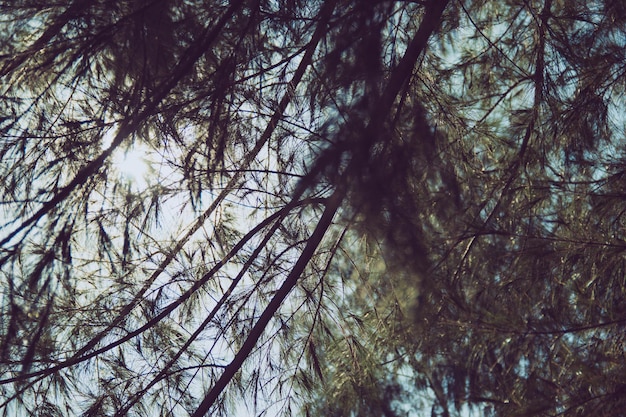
1,0,625,416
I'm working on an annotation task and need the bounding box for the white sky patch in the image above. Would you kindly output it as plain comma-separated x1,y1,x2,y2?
101,124,174,194
112,143,153,189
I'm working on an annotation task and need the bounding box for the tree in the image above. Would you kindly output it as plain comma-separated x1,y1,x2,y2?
300,1,626,416
1,1,625,416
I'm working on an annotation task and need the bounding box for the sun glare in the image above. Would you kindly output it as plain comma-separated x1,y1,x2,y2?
101,125,155,191
119,147,149,180
113,144,152,190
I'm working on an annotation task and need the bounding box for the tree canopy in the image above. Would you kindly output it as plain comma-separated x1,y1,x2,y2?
1,0,626,416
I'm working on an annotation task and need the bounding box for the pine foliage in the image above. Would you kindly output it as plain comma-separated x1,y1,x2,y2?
1,1,625,416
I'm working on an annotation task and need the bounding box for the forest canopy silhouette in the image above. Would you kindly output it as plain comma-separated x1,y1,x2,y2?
1,0,626,416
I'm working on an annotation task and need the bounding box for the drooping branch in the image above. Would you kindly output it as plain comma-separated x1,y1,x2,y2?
0,0,246,248
62,0,338,366
190,2,450,414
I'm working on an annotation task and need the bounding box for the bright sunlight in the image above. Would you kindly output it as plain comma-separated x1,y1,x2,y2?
103,126,154,192
113,144,152,189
